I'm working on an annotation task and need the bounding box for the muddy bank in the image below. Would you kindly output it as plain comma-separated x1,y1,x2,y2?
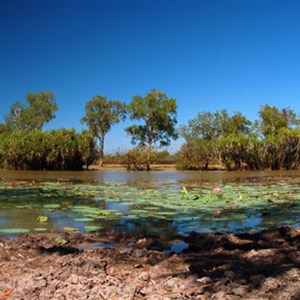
1,227,300,299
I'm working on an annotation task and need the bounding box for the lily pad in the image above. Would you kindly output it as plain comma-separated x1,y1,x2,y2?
63,226,79,232
55,236,68,245
37,216,48,223
85,225,104,232
33,228,48,232
44,204,61,209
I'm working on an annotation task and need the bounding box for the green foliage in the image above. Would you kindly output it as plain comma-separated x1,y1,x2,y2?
179,106,300,171
81,96,126,167
176,138,214,170
0,123,7,134
216,133,264,170
180,110,252,142
178,110,252,170
124,146,160,171
3,88,300,172
256,104,299,137
125,89,178,170
5,92,58,131
103,149,175,166
263,128,300,170
103,150,126,164
155,150,176,164
0,129,96,170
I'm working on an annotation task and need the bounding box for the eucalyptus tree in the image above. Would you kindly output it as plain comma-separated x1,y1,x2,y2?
178,110,252,170
125,89,178,170
5,92,58,131
256,104,299,137
180,110,251,142
81,96,127,167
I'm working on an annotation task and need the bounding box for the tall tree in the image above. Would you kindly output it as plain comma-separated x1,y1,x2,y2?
125,89,178,170
0,123,7,134
5,92,58,131
255,105,300,170
256,104,299,137
180,110,251,143
81,96,126,167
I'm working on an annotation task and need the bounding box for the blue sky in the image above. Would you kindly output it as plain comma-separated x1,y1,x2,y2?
1,0,300,153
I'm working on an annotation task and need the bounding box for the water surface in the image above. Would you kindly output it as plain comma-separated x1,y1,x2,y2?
1,170,300,236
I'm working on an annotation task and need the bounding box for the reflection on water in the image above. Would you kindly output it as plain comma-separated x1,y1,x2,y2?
2,169,300,184
1,170,300,236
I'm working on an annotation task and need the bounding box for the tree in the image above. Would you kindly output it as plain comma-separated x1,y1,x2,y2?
176,138,214,170
178,110,252,170
253,105,300,170
5,92,58,131
81,96,127,167
125,89,178,170
256,104,299,137
0,123,7,134
216,133,263,170
180,110,251,142
214,110,252,136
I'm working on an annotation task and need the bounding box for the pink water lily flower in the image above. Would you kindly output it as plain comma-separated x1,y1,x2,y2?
215,209,222,216
11,181,17,187
213,187,222,193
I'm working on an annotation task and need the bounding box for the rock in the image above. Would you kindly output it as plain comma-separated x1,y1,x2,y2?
284,268,300,280
224,270,236,281
137,271,149,281
262,277,280,293
197,276,213,284
162,277,180,291
147,240,168,251
211,291,231,300
291,288,300,300
250,274,265,286
231,285,248,297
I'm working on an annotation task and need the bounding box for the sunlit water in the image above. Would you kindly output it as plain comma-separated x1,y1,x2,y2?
1,170,300,236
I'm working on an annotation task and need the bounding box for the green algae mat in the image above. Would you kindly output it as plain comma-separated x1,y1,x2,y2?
1,180,300,235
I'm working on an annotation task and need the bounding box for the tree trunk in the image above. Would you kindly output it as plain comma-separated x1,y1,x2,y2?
146,131,153,171
99,134,105,168
146,144,151,171
146,159,151,171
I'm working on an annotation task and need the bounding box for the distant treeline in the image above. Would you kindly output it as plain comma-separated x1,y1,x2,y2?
103,104,300,171
177,105,300,171
1,90,300,171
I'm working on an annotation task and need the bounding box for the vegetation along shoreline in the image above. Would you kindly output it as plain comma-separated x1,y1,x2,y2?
1,89,300,172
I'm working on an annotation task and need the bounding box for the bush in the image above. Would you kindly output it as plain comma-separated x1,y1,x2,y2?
0,129,97,170
124,147,158,171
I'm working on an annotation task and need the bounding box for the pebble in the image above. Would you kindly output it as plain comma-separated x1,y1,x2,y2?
197,276,213,284
284,268,300,280
137,271,149,281
262,277,280,292
232,285,248,297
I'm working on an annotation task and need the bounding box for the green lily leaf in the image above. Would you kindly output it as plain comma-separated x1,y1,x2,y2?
55,236,68,245
63,226,79,232
37,216,48,223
